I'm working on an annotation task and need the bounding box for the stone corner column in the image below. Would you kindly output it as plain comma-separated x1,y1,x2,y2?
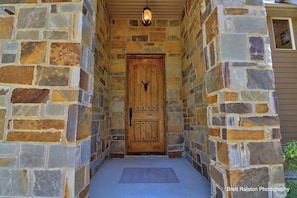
204,1,286,197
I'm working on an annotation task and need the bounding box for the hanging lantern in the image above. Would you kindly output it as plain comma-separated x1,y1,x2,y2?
142,1,152,26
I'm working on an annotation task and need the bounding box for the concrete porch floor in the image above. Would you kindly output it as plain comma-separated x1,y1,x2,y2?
89,156,211,198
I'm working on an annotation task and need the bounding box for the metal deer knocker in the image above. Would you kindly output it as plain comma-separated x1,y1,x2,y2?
141,81,150,92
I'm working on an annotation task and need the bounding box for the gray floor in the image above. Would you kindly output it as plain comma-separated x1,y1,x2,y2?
89,156,211,198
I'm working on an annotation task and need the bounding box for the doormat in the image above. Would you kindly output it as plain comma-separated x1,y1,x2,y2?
119,168,180,183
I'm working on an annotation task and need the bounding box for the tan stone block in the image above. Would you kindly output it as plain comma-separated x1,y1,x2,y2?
167,26,180,37
224,92,238,101
226,129,265,141
110,117,124,129
150,32,166,41
217,141,229,165
127,42,143,52
197,108,207,125
7,132,61,142
0,158,16,167
111,29,128,40
208,128,220,138
11,88,49,103
110,59,126,67
227,167,269,188
164,41,181,52
167,125,183,133
36,66,69,86
80,69,89,91
50,43,80,66
76,106,92,141
52,90,79,102
255,104,269,113
0,109,5,140
224,8,249,15
113,19,129,29
111,41,126,48
188,131,200,142
112,77,126,90
110,65,126,73
239,116,279,127
0,66,34,85
207,95,217,104
166,78,181,89
205,8,219,44
111,90,125,101
13,119,65,130
21,42,47,64
196,62,205,78
0,17,13,39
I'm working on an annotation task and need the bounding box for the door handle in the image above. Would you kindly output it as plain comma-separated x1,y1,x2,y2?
129,108,132,126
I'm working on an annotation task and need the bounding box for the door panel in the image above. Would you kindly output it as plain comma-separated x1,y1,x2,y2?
127,54,165,153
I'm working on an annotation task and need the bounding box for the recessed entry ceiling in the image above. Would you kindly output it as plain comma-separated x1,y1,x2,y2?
106,0,187,20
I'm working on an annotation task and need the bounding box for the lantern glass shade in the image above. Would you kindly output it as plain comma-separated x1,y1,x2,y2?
142,7,152,26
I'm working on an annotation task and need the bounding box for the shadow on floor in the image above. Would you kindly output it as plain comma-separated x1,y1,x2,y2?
89,157,211,198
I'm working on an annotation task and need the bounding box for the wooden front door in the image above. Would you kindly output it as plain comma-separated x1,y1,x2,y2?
126,54,166,154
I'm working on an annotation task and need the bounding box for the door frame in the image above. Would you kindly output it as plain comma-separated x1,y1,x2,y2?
125,53,167,155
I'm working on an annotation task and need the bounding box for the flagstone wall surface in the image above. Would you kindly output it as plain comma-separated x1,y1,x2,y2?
198,0,284,197
180,0,210,181
0,0,108,197
0,0,286,197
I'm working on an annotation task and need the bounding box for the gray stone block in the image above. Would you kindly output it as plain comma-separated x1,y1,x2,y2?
16,30,39,40
60,3,82,12
45,104,66,116
49,14,70,28
234,17,267,34
20,144,45,168
17,7,47,29
11,170,28,196
43,31,68,40
33,170,62,197
75,166,85,195
248,142,283,165
247,69,274,89
0,143,17,156
48,144,76,168
0,170,10,196
245,0,263,6
3,42,18,50
0,169,28,196
221,34,249,61
1,54,16,63
81,140,90,165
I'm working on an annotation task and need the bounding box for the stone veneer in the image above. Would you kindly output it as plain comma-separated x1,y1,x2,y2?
89,0,111,178
0,0,110,197
109,18,184,157
180,0,210,180
0,0,286,197
197,0,284,197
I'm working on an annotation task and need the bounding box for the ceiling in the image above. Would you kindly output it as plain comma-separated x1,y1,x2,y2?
106,0,187,19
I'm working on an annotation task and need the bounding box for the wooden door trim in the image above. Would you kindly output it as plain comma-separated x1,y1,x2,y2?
125,53,166,155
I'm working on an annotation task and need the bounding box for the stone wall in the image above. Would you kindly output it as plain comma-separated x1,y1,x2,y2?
109,19,184,157
0,0,93,197
204,0,285,197
180,0,210,180
89,0,111,179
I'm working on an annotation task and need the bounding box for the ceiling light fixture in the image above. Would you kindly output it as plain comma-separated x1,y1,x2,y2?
142,0,152,26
